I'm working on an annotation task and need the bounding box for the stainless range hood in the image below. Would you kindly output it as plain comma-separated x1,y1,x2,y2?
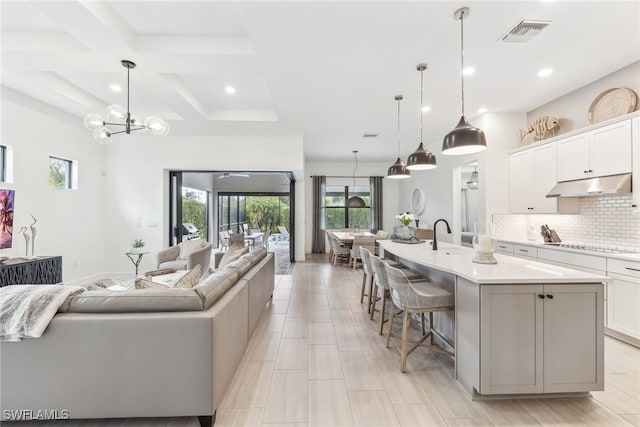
546,173,632,198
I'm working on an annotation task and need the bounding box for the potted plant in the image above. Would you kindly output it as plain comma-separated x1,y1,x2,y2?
132,239,146,252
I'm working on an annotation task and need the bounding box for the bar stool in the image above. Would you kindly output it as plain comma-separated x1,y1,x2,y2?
368,252,428,335
359,246,375,312
384,263,455,373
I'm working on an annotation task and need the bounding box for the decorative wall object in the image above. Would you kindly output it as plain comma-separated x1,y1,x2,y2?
0,189,14,249
588,87,637,124
519,115,559,144
18,227,30,258
29,215,37,257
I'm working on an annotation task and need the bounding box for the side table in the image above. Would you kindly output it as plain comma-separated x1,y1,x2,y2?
125,250,150,275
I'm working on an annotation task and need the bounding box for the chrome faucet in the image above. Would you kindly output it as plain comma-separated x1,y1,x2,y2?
432,219,452,251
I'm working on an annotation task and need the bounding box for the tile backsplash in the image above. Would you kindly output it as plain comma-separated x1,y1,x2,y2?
493,194,640,252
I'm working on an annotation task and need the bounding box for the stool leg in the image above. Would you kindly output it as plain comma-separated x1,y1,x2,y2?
369,284,377,318
421,313,425,336
429,312,434,345
386,301,396,348
400,309,410,373
367,276,375,314
378,290,387,335
360,273,367,304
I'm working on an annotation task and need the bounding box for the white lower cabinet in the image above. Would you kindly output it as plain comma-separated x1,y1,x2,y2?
606,258,640,342
480,284,604,394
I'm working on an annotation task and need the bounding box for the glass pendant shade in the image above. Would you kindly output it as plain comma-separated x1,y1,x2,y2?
83,60,169,143
406,143,437,170
387,157,411,179
145,116,169,136
106,104,127,121
93,127,112,144
443,116,487,155
467,168,479,189
84,114,104,131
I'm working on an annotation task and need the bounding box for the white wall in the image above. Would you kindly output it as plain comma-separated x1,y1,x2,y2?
102,134,305,273
528,61,640,135
1,98,105,281
304,161,401,253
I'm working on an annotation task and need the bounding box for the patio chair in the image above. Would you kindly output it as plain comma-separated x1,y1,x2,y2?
277,226,290,242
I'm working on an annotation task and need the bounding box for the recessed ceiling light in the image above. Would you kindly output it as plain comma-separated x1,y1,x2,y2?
538,68,553,77
462,67,475,76
224,86,236,95
477,107,488,114
109,84,122,92
421,105,431,113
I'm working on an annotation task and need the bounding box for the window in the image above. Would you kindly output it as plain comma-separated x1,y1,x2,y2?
48,156,73,189
0,146,6,182
182,187,209,240
323,185,371,229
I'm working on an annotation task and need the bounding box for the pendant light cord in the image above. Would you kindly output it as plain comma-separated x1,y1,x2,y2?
419,67,424,143
397,97,401,157
460,9,465,117
352,151,358,189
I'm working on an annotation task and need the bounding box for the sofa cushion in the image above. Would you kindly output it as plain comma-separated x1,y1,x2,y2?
178,239,205,260
135,265,201,289
63,288,204,313
218,246,249,269
158,259,188,271
247,246,267,263
225,256,253,276
193,269,240,309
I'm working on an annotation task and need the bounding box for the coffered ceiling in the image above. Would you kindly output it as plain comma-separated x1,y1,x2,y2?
2,1,639,161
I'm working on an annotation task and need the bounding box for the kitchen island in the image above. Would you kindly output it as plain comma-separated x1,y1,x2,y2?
378,240,608,398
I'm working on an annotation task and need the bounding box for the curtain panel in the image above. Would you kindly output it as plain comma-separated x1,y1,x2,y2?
311,175,326,253
370,176,383,233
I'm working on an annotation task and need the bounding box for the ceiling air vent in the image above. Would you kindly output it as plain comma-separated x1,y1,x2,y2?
500,19,551,43
363,133,379,138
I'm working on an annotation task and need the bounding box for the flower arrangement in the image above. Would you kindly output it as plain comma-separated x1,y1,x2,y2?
132,238,146,249
395,212,415,227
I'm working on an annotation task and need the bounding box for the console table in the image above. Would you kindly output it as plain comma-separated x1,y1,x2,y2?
0,256,62,287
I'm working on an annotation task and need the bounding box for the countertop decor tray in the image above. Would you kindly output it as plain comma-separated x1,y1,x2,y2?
392,239,426,244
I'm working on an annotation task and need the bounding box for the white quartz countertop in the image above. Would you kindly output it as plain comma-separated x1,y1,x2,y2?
379,240,610,285
495,238,640,262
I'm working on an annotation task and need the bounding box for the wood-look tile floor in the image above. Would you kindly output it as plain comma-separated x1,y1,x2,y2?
6,255,639,426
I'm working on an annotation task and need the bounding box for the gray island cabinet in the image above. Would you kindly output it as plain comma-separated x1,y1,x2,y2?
379,240,606,398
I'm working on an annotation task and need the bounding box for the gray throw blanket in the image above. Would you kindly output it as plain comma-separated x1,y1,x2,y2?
0,285,85,341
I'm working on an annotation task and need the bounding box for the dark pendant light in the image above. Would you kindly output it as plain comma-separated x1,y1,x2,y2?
346,150,366,208
406,63,437,170
387,95,411,179
442,7,487,156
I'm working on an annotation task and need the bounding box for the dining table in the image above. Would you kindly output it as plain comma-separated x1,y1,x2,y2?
330,231,377,245
244,231,266,248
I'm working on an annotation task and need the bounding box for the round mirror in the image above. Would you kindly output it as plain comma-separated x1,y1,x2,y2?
411,188,426,215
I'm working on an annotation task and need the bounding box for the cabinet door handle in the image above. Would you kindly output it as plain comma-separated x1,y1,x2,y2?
632,204,638,208
625,267,640,272
538,294,545,299
519,249,529,252
546,294,554,299
588,169,593,173
584,170,588,173
498,245,507,249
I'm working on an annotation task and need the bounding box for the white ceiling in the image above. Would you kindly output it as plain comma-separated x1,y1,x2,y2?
2,1,639,162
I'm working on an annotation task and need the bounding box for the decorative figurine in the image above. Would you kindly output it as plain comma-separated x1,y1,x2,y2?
520,115,559,144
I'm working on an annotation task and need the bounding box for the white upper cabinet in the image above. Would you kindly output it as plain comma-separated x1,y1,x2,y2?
510,143,558,213
557,120,632,182
633,117,640,214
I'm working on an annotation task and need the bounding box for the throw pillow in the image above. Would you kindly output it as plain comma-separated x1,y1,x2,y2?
135,277,169,289
178,239,205,260
218,246,249,269
172,265,201,289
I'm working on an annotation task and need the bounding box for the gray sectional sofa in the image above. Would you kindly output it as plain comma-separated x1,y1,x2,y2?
0,247,275,427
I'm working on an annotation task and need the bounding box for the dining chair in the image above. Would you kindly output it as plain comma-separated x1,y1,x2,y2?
350,235,376,271
329,234,350,266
